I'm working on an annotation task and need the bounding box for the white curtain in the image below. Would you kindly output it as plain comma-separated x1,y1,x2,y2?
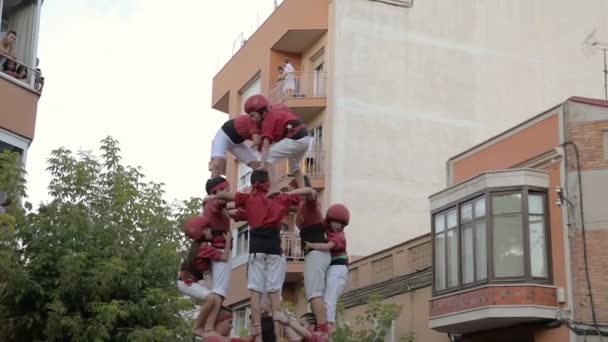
8,0,37,67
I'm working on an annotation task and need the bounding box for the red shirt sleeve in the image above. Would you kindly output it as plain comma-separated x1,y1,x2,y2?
276,193,301,209
328,232,347,252
196,244,223,264
231,208,247,222
234,192,249,209
261,112,277,143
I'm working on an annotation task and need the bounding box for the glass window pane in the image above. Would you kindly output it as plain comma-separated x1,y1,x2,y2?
529,216,548,278
528,194,544,215
475,220,487,280
493,214,524,277
435,214,445,233
447,229,458,287
447,209,457,229
461,203,473,223
462,225,474,284
492,193,522,214
435,234,446,290
475,197,486,217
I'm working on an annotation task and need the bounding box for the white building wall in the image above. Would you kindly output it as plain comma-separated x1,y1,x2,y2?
326,0,608,255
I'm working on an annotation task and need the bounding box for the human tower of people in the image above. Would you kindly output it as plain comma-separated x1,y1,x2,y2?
178,94,351,342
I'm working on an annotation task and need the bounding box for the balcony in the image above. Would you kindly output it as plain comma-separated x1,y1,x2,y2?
428,169,558,333
269,71,327,122
1,54,43,140
273,149,326,190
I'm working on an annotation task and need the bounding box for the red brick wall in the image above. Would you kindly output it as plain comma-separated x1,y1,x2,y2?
565,120,608,171
429,285,557,317
565,119,608,323
569,230,608,323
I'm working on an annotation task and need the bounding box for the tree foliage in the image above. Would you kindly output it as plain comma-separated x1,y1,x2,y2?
332,294,416,342
0,137,202,341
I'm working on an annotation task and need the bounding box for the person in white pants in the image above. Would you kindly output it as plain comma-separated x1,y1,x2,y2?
209,114,261,178
244,94,310,189
304,204,351,331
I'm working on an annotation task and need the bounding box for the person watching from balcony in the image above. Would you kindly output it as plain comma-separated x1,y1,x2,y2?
2,59,17,77
244,94,310,190
212,169,305,342
178,218,232,337
283,59,295,97
209,113,261,178
304,204,350,332
15,65,27,81
0,31,17,60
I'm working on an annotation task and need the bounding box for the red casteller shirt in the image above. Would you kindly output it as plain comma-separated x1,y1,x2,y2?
296,196,323,228
260,109,302,144
180,242,223,285
234,114,261,141
326,230,348,260
234,192,301,229
202,198,231,248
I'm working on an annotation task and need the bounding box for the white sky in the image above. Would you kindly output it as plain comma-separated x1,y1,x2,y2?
26,0,282,206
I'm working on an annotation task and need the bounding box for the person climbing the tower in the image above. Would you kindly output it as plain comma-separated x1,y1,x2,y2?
244,94,310,189
209,113,261,178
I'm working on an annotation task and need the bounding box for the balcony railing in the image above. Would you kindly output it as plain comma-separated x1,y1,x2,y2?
269,71,327,104
0,53,44,93
273,149,325,182
281,231,304,261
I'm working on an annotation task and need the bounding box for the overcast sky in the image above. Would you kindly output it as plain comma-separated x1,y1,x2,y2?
26,0,282,206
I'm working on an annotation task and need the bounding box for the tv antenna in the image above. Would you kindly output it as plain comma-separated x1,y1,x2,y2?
583,28,608,100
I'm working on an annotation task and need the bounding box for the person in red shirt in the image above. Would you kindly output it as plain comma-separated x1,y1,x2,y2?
288,176,331,336
177,223,232,337
304,204,350,331
273,311,329,342
209,114,261,178
184,177,235,336
214,169,304,342
243,94,310,189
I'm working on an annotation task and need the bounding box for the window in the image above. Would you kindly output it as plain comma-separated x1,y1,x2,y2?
492,193,524,278
372,255,394,281
232,305,251,337
236,225,249,257
237,162,252,190
460,197,487,284
434,208,458,290
432,189,549,293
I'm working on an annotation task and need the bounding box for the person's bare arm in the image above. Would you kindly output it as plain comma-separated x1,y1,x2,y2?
251,133,261,150
218,231,233,261
286,187,316,200
273,312,311,338
214,192,236,203
259,138,271,170
305,241,335,252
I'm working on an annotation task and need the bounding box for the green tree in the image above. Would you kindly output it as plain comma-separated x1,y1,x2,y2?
331,294,415,342
0,138,202,341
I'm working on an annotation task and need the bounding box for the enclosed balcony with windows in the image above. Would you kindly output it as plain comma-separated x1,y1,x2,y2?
428,169,558,334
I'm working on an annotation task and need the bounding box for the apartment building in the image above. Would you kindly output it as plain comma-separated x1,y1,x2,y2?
213,0,608,257
428,97,608,342
210,0,608,336
0,0,43,166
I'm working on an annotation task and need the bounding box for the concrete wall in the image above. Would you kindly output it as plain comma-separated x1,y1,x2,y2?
326,0,608,255
342,286,448,342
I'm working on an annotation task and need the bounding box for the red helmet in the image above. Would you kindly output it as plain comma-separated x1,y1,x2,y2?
325,204,350,226
183,215,207,240
244,94,269,114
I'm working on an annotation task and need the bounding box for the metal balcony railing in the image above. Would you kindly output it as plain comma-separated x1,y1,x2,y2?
269,71,327,104
281,231,304,261
272,149,325,182
0,53,44,92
